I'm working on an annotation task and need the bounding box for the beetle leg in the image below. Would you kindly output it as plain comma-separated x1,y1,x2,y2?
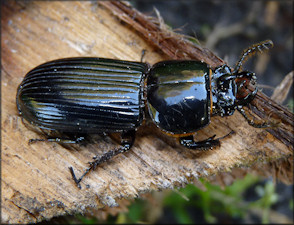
179,131,234,150
69,130,136,188
180,135,219,150
28,136,85,144
237,106,274,128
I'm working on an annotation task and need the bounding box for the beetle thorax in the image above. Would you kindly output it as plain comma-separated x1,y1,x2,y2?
211,65,237,117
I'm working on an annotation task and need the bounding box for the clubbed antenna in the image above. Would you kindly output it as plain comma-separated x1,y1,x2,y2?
234,40,274,73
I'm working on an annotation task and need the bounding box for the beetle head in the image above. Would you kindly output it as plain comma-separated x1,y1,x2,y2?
211,40,273,118
211,65,258,117
232,40,273,107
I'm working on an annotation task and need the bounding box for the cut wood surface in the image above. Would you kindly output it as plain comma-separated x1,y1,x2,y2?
1,1,293,224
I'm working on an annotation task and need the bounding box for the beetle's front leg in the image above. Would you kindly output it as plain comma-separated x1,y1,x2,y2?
179,135,219,150
179,131,235,150
69,130,136,188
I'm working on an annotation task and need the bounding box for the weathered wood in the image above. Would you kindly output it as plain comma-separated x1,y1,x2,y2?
1,1,293,224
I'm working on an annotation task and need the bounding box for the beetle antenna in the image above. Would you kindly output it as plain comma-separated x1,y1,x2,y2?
234,40,273,73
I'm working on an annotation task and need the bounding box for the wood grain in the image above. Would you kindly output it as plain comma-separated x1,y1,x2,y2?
1,1,293,223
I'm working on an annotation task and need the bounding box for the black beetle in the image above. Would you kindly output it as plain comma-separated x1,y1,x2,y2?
16,40,273,188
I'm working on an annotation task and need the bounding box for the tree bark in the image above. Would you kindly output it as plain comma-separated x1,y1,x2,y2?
1,1,293,223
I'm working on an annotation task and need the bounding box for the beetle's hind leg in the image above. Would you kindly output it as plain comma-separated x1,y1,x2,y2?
69,130,136,188
179,131,234,150
20,119,86,144
28,134,85,144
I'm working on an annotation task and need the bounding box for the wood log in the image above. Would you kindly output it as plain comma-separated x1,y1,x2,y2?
1,1,293,223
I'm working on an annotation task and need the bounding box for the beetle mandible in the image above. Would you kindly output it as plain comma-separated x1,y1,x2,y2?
16,40,274,188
